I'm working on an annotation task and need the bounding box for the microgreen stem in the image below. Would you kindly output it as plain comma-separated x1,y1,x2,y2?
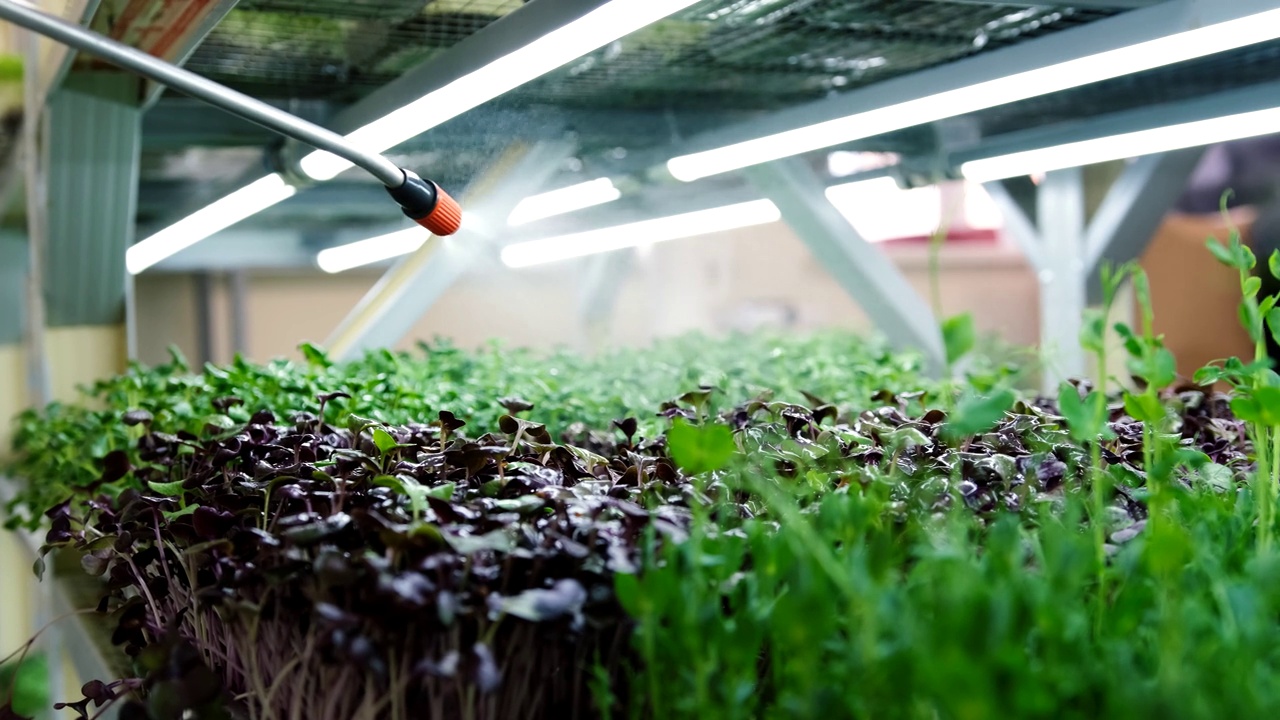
1265,428,1280,553
1090,437,1107,628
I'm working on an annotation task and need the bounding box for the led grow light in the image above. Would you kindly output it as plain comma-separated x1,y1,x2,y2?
126,174,298,274
960,107,1280,182
316,227,426,274
507,178,621,226
500,199,782,268
666,6,1280,182
299,0,703,181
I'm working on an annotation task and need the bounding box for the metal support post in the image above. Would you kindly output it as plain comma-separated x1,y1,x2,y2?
1037,168,1088,390
229,270,249,357
326,140,576,359
745,157,946,376
987,151,1202,392
194,272,214,366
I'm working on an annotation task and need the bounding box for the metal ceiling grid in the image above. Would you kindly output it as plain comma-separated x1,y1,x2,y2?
181,0,1117,110
182,0,521,101
506,0,1116,112
969,39,1280,140
154,0,1123,204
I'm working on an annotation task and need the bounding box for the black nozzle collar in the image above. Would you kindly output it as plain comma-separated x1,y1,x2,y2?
386,169,440,221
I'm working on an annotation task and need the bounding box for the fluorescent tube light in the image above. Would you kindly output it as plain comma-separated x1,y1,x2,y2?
825,177,942,243
299,0,701,181
126,174,297,274
507,178,621,226
316,227,427,274
666,7,1280,182
500,199,781,268
960,106,1280,182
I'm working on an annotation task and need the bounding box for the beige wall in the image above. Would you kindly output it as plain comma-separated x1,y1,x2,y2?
135,272,202,367
0,344,28,461
136,223,1040,365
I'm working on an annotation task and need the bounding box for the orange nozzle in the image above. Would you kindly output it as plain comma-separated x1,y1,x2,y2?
417,185,462,236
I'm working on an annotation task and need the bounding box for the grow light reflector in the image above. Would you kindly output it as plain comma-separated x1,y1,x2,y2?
126,174,297,275
666,6,1280,182
960,106,1280,182
316,228,426,274
299,0,702,181
507,178,621,226
500,199,782,268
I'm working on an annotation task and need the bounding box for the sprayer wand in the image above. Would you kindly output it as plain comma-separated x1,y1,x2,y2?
0,0,462,237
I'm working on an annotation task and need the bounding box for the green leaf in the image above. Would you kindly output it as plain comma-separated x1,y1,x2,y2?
163,504,200,520
201,414,235,432
1197,463,1235,491
1237,241,1257,271
1271,249,1280,281
1231,396,1262,424
1241,301,1264,343
147,479,185,497
346,413,379,436
1244,275,1262,298
1150,448,1211,484
1148,347,1177,390
1080,310,1107,355
1113,323,1142,358
1056,385,1112,443
1192,365,1224,386
1246,387,1280,426
943,388,1016,441
667,420,736,475
1267,307,1280,348
425,482,456,501
372,474,431,521
1057,384,1084,424
299,342,333,368
1123,392,1164,423
1206,238,1236,267
941,313,976,365
372,427,398,455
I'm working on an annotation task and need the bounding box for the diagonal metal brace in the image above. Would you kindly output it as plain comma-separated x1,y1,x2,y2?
746,157,946,376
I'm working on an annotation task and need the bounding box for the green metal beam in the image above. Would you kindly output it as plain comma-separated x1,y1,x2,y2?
44,71,141,328
0,232,25,344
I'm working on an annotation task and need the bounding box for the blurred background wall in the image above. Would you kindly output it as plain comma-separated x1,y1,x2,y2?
135,223,1039,366
132,204,1254,387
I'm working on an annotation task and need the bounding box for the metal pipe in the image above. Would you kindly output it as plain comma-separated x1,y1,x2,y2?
0,0,407,188
21,13,50,407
